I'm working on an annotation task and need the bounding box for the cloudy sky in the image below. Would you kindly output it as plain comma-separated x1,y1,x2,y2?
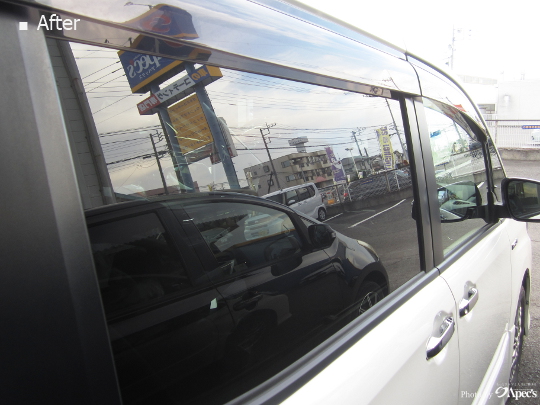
298,0,540,81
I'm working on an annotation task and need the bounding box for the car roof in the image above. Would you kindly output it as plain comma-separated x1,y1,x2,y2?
262,183,317,197
84,190,293,219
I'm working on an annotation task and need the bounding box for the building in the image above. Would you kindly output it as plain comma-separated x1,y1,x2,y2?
244,150,333,195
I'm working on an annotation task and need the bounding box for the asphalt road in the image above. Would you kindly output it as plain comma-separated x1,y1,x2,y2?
324,158,539,401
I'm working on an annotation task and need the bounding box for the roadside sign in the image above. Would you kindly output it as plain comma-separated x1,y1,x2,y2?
137,65,222,115
522,125,540,129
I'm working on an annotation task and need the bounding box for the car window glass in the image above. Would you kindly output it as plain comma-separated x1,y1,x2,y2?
297,186,310,201
265,193,283,204
183,202,302,279
285,190,298,205
423,98,490,256
56,39,423,403
88,213,191,316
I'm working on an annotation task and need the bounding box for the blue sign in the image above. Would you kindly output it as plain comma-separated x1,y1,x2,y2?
118,51,183,93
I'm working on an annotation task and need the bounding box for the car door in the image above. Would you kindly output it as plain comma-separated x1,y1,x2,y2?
176,197,351,401
86,204,235,405
418,98,512,403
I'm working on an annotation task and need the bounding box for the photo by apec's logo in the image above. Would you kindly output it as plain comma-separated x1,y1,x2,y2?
462,385,538,401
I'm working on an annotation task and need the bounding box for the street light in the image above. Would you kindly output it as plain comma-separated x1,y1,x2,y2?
345,147,360,179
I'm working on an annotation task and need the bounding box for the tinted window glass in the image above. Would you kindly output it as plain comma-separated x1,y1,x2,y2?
184,202,301,278
264,194,283,204
297,186,310,201
423,98,490,255
285,190,298,205
88,213,190,316
58,39,423,403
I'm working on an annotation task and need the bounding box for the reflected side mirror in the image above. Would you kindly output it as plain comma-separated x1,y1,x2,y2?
501,177,540,222
438,181,482,223
308,224,336,249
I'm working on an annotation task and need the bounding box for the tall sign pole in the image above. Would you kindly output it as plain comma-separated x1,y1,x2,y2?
151,84,195,192
184,63,240,189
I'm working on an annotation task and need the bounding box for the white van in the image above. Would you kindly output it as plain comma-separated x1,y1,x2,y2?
262,183,327,221
2,0,538,404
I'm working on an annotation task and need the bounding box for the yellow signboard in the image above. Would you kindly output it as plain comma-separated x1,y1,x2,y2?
168,94,213,154
377,126,394,170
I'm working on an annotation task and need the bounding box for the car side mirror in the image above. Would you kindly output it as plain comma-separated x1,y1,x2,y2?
502,177,540,222
308,224,336,249
287,199,297,205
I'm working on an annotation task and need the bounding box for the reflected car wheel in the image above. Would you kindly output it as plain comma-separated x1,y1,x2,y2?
356,281,385,315
317,208,326,221
509,286,526,388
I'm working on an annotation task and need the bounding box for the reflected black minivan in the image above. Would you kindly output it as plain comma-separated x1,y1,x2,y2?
86,192,388,404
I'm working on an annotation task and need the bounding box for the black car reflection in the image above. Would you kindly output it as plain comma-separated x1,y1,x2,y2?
85,193,388,404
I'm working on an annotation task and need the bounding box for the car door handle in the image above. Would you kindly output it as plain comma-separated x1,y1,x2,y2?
426,316,455,359
233,294,263,311
512,239,518,250
459,287,479,317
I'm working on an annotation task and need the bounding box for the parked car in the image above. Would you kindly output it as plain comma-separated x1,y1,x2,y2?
1,0,537,404
262,183,327,221
85,192,388,404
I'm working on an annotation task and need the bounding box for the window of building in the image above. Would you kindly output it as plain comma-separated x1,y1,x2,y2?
263,166,270,173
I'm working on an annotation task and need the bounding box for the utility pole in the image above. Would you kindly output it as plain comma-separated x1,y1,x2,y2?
260,122,281,190
385,99,408,161
149,130,169,194
345,147,360,179
351,130,363,157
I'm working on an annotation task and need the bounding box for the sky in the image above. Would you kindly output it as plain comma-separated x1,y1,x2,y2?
297,0,540,82
69,0,540,194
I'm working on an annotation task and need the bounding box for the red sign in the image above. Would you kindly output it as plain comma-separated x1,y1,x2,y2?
137,94,161,114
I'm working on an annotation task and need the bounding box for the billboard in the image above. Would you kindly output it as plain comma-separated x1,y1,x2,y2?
137,65,222,114
325,146,346,184
118,4,211,93
377,126,394,170
168,94,213,154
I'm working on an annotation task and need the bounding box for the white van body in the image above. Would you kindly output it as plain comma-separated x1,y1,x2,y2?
262,183,327,221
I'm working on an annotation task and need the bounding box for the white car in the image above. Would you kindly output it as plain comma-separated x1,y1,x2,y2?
2,1,535,404
262,183,327,221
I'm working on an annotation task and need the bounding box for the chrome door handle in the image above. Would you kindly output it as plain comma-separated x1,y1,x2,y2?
512,239,518,250
459,287,479,317
427,316,455,359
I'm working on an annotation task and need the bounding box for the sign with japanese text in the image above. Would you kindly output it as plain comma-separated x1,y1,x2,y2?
118,51,184,94
325,147,346,183
119,4,209,93
137,65,222,115
168,94,213,154
377,127,394,170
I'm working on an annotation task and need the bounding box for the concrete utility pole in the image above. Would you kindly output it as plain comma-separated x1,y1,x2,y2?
149,130,168,194
351,130,363,157
345,147,360,178
385,98,408,161
260,122,281,190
